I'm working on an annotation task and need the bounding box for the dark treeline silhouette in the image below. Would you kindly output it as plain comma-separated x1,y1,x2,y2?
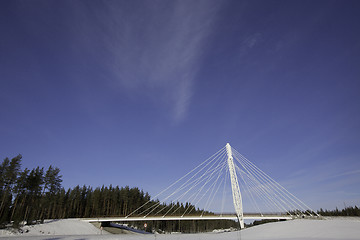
0,155,62,227
317,206,360,216
0,155,238,232
119,219,238,233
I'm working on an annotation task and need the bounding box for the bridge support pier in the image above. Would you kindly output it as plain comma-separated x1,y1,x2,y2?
226,143,245,229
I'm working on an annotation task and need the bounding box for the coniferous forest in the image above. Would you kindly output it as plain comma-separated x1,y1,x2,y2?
1,155,359,233
0,155,238,232
317,207,360,217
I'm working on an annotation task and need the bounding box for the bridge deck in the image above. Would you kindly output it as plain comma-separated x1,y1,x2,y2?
83,214,293,222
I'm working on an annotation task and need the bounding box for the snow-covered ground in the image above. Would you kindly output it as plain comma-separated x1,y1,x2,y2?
1,217,359,239
0,219,107,237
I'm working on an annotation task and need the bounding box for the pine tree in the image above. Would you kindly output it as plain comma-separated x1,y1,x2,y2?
24,167,44,224
0,155,22,225
43,166,62,195
10,168,29,224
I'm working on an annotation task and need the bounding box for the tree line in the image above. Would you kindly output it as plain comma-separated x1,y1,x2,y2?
0,155,238,232
317,206,360,216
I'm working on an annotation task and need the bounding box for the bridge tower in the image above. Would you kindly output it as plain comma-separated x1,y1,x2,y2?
226,143,245,229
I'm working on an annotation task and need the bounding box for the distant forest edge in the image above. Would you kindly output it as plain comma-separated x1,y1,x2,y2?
1,155,360,230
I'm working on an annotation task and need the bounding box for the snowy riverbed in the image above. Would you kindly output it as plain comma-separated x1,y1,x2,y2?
1,217,359,239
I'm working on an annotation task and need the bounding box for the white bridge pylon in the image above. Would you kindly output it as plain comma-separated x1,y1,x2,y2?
99,143,319,227
226,143,245,228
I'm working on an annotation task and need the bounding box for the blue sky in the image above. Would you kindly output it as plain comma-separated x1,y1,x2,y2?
1,0,359,211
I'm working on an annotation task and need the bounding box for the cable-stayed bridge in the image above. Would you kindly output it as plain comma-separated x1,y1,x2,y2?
84,143,319,228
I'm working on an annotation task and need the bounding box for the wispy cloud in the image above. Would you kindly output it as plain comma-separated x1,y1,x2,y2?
94,1,221,122
331,169,360,178
243,33,262,49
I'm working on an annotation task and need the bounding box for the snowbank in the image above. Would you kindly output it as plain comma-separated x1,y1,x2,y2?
0,219,107,237
240,217,360,240
0,217,359,239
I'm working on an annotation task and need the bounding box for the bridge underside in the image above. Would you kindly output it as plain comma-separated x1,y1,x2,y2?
83,214,293,223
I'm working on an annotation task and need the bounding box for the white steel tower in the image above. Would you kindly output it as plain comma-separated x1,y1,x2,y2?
226,143,245,229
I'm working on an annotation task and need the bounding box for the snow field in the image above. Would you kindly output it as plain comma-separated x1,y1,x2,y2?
0,217,359,240
0,219,107,237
